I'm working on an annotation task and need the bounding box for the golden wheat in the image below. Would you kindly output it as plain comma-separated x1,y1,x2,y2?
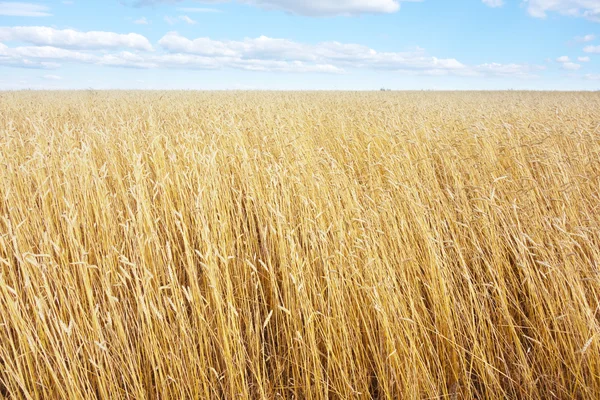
0,91,599,399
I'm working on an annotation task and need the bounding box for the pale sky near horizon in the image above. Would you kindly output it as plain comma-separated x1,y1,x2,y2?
0,0,599,90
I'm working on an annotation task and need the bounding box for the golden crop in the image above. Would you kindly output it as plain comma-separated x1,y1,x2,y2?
0,91,599,399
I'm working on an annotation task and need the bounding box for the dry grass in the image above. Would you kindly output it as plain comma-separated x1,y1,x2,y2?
0,91,599,399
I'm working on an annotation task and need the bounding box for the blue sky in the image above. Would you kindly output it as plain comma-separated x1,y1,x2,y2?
0,0,598,89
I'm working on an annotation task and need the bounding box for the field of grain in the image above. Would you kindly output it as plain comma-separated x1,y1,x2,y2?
0,91,599,399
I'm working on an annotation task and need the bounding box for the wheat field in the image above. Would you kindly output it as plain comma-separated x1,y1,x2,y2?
0,91,599,399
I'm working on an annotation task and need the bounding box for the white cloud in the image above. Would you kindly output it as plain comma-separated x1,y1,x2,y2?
157,32,469,73
156,32,544,78
7,45,97,62
525,0,600,21
97,51,159,68
242,0,407,15
0,33,546,79
555,55,582,70
134,17,149,24
159,33,293,57
132,0,420,16
578,56,591,61
0,47,62,68
475,63,546,78
0,26,153,51
584,73,600,79
575,34,596,42
43,74,62,80
584,45,600,53
482,0,504,7
561,61,581,70
101,52,344,72
0,2,51,16
0,41,344,73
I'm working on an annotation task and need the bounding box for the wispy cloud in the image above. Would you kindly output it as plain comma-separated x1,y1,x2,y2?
133,16,149,24
584,45,600,53
179,15,196,24
130,0,413,17
555,56,581,71
0,2,52,17
0,28,547,80
164,15,197,25
527,0,600,22
474,63,545,78
157,32,543,78
0,26,153,51
482,0,503,8
561,62,581,71
575,34,595,43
